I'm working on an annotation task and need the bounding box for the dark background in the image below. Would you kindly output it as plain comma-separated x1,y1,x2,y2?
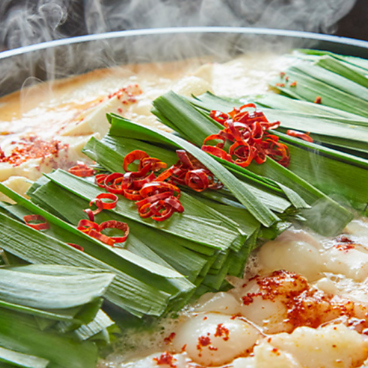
335,0,368,41
0,0,367,52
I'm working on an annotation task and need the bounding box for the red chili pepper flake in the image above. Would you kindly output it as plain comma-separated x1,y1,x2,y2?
335,243,355,252
153,352,177,367
68,162,95,177
0,136,68,167
214,323,230,341
163,332,176,344
285,76,289,82
23,214,49,231
286,130,313,143
197,336,211,351
290,81,297,87
208,346,218,351
181,344,187,352
336,235,351,243
108,85,142,101
204,105,290,168
314,96,322,104
275,83,285,87
280,72,285,78
242,295,254,305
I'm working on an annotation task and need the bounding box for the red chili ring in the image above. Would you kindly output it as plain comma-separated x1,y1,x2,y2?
164,196,184,213
229,142,254,167
77,219,100,233
140,157,167,172
135,191,173,208
91,193,118,210
137,202,153,218
202,134,226,149
99,220,129,243
123,189,143,201
95,174,108,188
104,172,125,194
68,164,95,177
23,214,49,231
176,150,195,169
140,181,180,199
201,145,233,162
152,207,174,222
185,169,209,192
123,150,149,172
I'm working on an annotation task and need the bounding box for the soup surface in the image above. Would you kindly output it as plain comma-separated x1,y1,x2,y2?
1,52,367,368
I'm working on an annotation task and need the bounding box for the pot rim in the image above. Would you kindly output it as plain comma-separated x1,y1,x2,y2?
1,26,368,60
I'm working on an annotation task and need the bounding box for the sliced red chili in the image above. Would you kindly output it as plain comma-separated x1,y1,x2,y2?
91,193,118,210
251,121,264,143
83,208,96,222
202,134,227,149
155,168,174,182
68,163,95,177
123,150,149,172
137,202,153,218
185,169,209,192
140,182,180,199
129,172,156,190
209,110,229,125
140,157,167,172
253,146,267,164
77,219,100,234
23,214,49,231
99,220,129,244
202,105,290,168
104,172,125,194
88,229,115,247
123,189,143,201
67,243,84,251
135,192,173,208
164,196,184,213
286,130,313,143
229,142,254,167
152,206,174,222
95,174,108,188
201,145,233,162
176,150,195,169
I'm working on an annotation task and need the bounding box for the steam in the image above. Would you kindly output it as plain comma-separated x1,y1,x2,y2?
0,0,357,96
0,0,357,50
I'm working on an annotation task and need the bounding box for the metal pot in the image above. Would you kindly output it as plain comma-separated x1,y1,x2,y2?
0,27,367,97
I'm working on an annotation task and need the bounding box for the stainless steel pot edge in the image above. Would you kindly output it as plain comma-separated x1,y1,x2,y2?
1,27,368,60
